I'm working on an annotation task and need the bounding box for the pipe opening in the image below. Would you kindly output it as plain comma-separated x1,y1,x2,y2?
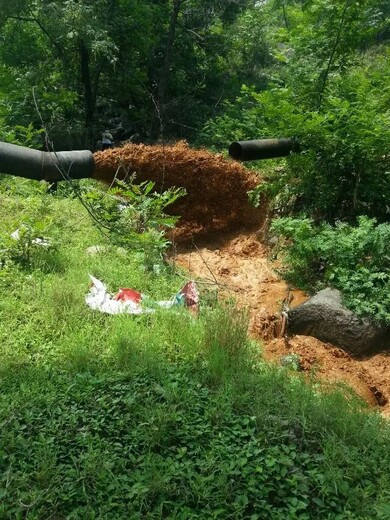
229,142,244,161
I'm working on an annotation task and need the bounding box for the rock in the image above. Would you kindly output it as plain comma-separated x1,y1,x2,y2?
287,288,390,355
86,245,108,255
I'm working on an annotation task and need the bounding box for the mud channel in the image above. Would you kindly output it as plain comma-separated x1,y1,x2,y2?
94,142,390,417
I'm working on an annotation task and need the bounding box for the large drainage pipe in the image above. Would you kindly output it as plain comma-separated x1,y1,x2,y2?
229,138,299,162
0,141,95,182
0,138,299,182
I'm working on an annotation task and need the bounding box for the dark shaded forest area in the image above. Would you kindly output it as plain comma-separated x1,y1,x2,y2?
1,0,268,148
0,1,387,146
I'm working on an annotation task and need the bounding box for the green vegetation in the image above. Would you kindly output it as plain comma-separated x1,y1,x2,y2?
83,179,186,271
1,1,390,517
200,65,390,221
270,216,390,324
0,179,389,519
195,1,390,323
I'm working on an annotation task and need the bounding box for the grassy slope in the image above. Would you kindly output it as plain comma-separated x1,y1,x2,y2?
0,180,390,520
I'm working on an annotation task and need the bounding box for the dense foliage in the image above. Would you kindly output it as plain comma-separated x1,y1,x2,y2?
271,216,390,324
196,0,389,323
1,0,388,226
0,0,257,147
199,2,390,222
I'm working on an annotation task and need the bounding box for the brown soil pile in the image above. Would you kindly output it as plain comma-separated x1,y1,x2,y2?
93,141,264,241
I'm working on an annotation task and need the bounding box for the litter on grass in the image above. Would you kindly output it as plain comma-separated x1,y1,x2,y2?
86,275,199,315
11,228,52,247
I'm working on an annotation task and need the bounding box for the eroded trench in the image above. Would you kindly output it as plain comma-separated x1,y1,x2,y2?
93,142,390,416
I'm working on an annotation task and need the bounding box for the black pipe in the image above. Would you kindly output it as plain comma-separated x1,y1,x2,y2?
229,138,299,162
0,141,95,182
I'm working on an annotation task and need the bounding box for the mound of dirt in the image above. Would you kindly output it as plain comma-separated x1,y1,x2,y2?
93,141,264,241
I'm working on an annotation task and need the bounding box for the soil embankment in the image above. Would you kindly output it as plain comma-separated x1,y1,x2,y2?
94,141,263,241
94,142,390,416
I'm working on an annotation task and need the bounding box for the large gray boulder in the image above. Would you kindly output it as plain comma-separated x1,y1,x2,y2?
287,288,390,355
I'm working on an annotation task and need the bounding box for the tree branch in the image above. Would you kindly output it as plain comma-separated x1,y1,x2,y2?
8,12,67,62
317,0,349,108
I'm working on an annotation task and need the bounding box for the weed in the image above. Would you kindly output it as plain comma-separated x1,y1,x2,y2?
201,304,251,384
83,179,186,271
271,216,390,324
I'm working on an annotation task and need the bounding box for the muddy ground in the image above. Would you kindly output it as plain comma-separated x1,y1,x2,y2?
95,143,390,417
173,230,390,417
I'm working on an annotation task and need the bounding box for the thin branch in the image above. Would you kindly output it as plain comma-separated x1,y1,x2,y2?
32,87,111,237
29,7,67,62
149,89,167,193
212,76,229,117
317,0,349,108
282,2,289,30
8,13,67,62
176,20,205,41
32,86,51,152
7,16,35,22
191,241,219,286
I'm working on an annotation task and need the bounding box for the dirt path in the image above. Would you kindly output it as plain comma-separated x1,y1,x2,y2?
173,229,390,417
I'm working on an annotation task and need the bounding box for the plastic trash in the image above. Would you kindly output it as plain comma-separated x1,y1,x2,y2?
86,275,199,315
11,228,52,247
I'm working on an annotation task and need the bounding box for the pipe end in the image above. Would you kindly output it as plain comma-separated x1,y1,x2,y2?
228,142,243,161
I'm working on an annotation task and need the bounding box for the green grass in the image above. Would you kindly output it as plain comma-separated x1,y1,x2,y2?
0,181,390,519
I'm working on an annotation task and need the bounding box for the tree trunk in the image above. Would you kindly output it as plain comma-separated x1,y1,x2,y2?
156,0,183,137
317,0,349,108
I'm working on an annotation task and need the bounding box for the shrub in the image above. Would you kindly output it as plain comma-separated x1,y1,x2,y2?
199,54,390,222
82,179,186,271
271,215,390,324
0,189,63,272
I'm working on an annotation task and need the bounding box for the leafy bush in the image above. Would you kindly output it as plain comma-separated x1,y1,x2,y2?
0,120,44,148
271,216,390,324
83,179,186,271
200,54,390,222
0,188,63,272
